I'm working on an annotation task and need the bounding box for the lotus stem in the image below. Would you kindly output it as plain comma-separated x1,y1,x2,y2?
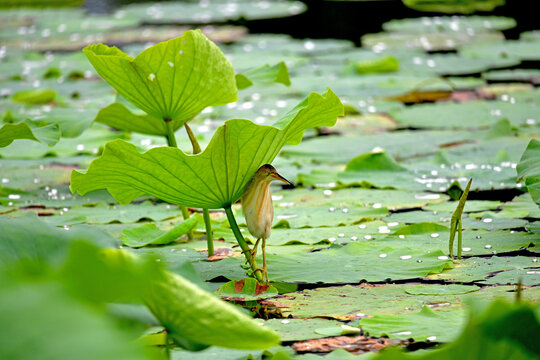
457,218,463,259
184,122,202,154
164,118,178,148
224,206,264,283
165,118,192,240
203,208,214,256
185,121,213,256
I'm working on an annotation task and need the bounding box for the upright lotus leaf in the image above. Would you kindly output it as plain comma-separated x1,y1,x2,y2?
517,139,540,207
0,120,60,147
93,102,166,136
71,89,344,209
235,61,291,90
83,29,237,131
449,178,472,258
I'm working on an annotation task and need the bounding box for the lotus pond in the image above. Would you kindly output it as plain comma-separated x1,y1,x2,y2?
0,1,539,359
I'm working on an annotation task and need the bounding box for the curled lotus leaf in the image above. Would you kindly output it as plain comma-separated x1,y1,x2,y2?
71,89,344,209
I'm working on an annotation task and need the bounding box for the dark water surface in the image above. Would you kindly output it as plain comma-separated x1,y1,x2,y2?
82,0,538,44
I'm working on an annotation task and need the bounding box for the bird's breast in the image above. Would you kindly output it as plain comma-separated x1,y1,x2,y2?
241,181,273,239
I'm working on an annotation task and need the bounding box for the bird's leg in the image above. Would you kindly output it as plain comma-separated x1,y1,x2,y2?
245,238,269,284
242,238,261,266
262,237,268,284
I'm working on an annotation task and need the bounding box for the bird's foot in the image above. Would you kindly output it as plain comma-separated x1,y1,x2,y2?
250,267,268,285
241,239,260,265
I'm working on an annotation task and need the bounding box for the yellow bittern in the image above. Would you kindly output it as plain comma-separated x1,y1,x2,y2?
241,164,292,283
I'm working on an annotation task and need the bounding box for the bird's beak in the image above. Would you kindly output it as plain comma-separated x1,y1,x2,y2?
271,172,292,186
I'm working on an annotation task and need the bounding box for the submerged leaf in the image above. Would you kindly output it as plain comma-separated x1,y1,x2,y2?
71,90,344,209
84,29,237,128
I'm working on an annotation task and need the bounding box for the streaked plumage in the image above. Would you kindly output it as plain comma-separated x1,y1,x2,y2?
241,164,291,283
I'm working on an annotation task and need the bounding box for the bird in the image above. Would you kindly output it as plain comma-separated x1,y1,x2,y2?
241,164,292,283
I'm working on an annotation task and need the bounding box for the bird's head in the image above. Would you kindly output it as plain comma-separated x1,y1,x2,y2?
255,164,292,185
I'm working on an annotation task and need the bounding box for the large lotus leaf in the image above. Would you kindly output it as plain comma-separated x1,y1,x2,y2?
372,300,540,360
499,193,540,218
424,200,500,213
429,256,539,284
269,284,539,320
0,125,126,159
461,40,540,62
361,32,504,51
83,29,238,129
170,346,293,360
382,16,516,33
118,1,306,25
282,129,479,164
517,139,540,206
0,120,60,147
63,201,180,224
390,100,539,129
271,187,447,211
0,213,116,265
266,242,453,283
401,0,505,13
214,222,388,246
484,268,540,286
359,306,465,342
0,165,73,191
71,90,344,209
483,69,540,82
379,228,537,257
265,318,346,342
272,205,388,228
235,34,354,56
397,54,519,76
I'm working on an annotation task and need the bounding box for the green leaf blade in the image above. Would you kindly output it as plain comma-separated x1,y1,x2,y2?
0,120,60,148
83,29,238,130
94,102,167,136
121,214,201,247
517,139,540,206
71,90,344,209
237,61,291,89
